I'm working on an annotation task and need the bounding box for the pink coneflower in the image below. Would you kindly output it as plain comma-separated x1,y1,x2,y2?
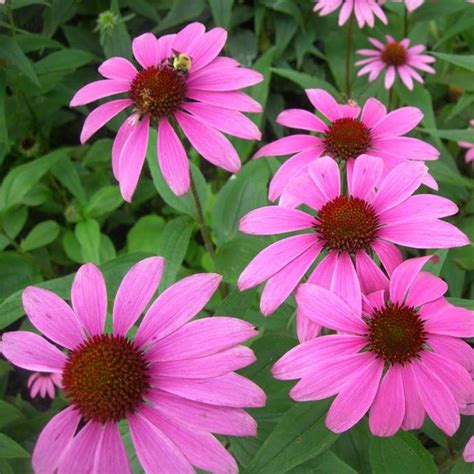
465,437,474,463
1,258,264,473
254,89,439,203
313,0,387,28
356,36,435,90
70,24,263,201
458,119,474,166
273,256,474,436
28,372,62,399
378,0,423,12
238,155,468,320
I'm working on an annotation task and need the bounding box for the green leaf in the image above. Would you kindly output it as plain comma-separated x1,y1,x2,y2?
158,216,194,289
208,0,234,29
2,207,28,240
0,253,37,301
75,219,101,264
154,0,206,33
0,70,8,165
419,128,474,142
272,68,338,96
20,220,59,252
447,297,474,310
0,35,40,86
244,400,338,474
51,156,87,205
369,431,437,474
0,150,65,212
431,52,474,72
35,49,95,76
0,401,25,431
0,434,29,459
423,250,449,276
127,214,165,254
433,8,474,48
289,451,357,474
84,186,123,218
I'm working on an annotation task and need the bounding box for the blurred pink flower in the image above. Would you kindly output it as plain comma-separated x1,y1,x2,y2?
1,258,264,474
71,24,263,201
356,36,435,90
379,0,423,12
273,256,474,435
313,0,387,28
465,437,474,463
458,119,474,166
238,155,468,320
28,372,62,399
255,89,439,203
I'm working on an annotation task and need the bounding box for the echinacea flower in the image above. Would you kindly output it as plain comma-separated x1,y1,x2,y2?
356,36,435,90
313,0,387,28
28,372,62,400
465,437,474,463
458,119,474,166
1,257,264,473
254,89,439,203
70,24,263,201
238,155,468,322
379,0,423,12
273,256,474,435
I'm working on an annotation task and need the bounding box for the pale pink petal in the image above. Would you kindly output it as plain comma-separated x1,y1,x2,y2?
129,412,194,474
326,355,384,433
113,256,164,336
142,406,238,474
308,156,340,201
132,33,158,68
135,273,221,348
148,390,257,436
2,331,66,372
240,206,314,235
154,373,266,407
71,263,107,337
22,287,84,350
339,0,354,25
94,424,131,474
401,364,425,430
176,111,240,172
464,437,474,463
182,102,261,140
80,99,132,144
157,117,190,196
296,283,367,334
260,243,322,316
188,27,228,71
384,66,396,89
70,80,129,107
427,334,473,373
28,372,39,388
356,251,388,294
238,234,316,290
371,107,423,139
57,422,102,474
254,134,322,158
99,57,137,82
406,272,448,307
411,360,460,436
32,407,81,474
330,252,362,314
186,89,262,113
276,109,328,133
372,240,403,275
367,62,386,82
306,89,342,121
369,365,405,436
368,38,385,50
146,317,257,362
350,154,383,200
118,115,150,202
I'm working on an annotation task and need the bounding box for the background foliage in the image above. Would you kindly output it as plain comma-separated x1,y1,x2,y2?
0,0,473,472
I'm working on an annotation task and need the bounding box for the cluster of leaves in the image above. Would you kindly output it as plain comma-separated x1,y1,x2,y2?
0,0,473,473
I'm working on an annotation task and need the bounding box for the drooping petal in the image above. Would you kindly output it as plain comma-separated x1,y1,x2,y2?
330,252,362,315
111,117,135,180
187,66,263,91
372,136,439,161
306,88,343,121
254,134,322,158
350,154,383,200
70,80,129,107
372,240,403,275
308,156,341,201
401,364,425,431
94,423,131,474
356,251,388,294
71,263,107,337
405,272,448,308
276,108,328,133
423,304,474,338
186,89,262,113
113,256,164,336
371,107,423,139
427,334,473,374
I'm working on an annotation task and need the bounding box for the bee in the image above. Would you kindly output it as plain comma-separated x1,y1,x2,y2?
339,93,358,107
169,50,192,75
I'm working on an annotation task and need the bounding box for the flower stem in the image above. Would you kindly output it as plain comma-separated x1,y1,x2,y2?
189,176,228,298
403,7,409,38
388,87,394,111
345,13,354,97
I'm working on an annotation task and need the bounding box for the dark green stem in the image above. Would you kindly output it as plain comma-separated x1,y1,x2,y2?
388,87,394,111
345,14,354,97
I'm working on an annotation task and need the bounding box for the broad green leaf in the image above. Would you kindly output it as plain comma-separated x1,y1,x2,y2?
51,157,87,205
158,216,194,289
103,0,132,59
433,8,474,48
447,297,474,310
272,68,338,96
431,52,474,72
15,33,62,53
127,214,165,254
419,128,474,142
0,252,152,330
20,220,59,252
154,0,206,33
244,400,338,474
0,150,65,212
423,250,449,276
75,219,101,264
10,0,50,8
0,70,8,165
84,186,123,218
0,434,29,459
0,253,37,301
289,450,357,474
450,457,473,474
0,36,40,86
2,207,28,240
208,0,234,29
0,401,25,431
369,431,437,474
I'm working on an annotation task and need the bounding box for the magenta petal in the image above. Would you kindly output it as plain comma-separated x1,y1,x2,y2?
369,365,405,436
254,134,321,158
94,424,131,474
296,310,321,342
423,304,474,338
372,240,403,275
406,272,448,307
427,334,473,374
188,66,263,91
132,33,158,68
373,136,439,161
71,263,107,337
176,111,241,172
135,273,221,348
356,251,388,294
464,437,474,463
401,364,425,431
157,117,190,196
1,331,66,372
189,27,228,71
112,117,135,180
113,256,164,336
118,115,150,202
326,355,384,433
129,412,194,474
277,108,328,133
330,252,362,315
360,97,387,128
99,57,137,82
70,80,129,107
186,89,262,113
350,154,383,200
308,156,341,201
371,107,423,139
172,22,205,53
306,88,342,121
22,287,84,350
32,407,81,474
